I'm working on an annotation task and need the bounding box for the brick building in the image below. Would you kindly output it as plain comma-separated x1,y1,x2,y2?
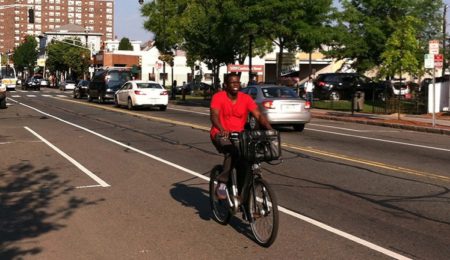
0,0,114,54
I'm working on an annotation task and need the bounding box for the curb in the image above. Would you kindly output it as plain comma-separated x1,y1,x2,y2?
312,114,450,136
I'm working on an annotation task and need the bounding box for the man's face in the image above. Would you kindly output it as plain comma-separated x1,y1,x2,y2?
226,76,241,96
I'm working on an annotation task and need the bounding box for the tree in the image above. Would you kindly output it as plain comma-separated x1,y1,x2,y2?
294,0,334,76
328,0,443,73
12,35,39,75
118,37,133,50
380,16,421,79
46,37,90,79
246,0,306,79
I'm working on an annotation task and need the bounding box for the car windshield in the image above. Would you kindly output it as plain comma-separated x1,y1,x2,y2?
262,87,298,98
137,83,162,89
109,71,132,82
1,66,16,78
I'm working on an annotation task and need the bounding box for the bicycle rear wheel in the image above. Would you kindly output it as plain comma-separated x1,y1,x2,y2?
209,165,231,225
248,178,279,247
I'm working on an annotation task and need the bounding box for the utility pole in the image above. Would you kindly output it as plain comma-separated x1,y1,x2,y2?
162,0,166,88
443,4,448,77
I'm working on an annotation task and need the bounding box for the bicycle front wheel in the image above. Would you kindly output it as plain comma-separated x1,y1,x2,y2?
209,165,231,225
248,178,279,247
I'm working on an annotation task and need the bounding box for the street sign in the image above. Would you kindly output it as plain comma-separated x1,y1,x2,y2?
434,54,443,69
429,40,440,55
424,54,434,69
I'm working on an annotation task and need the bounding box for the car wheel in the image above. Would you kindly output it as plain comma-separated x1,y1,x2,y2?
114,95,120,107
329,91,340,101
0,98,6,109
248,116,260,130
87,93,92,102
98,94,104,104
127,98,134,110
159,105,167,111
293,124,305,132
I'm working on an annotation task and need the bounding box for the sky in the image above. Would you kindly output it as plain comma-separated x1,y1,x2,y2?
114,0,450,42
114,0,152,42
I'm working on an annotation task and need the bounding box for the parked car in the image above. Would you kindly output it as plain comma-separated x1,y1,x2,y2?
59,80,76,91
88,68,132,103
0,82,6,108
24,74,43,90
176,82,213,95
39,78,50,88
314,73,391,101
73,80,90,99
241,84,311,131
114,80,169,110
279,70,300,87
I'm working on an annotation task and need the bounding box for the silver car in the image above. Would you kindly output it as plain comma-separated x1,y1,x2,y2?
241,84,311,131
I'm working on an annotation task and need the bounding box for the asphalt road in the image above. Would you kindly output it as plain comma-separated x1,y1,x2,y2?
1,88,449,259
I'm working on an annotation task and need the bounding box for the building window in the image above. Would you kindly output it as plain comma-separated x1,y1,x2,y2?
68,7,74,12
106,14,112,20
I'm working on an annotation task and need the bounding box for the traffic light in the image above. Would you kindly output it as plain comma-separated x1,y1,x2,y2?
28,8,34,23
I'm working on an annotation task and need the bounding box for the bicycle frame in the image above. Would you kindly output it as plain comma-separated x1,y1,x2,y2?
227,159,263,220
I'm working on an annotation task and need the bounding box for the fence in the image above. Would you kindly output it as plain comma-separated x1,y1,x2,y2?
313,93,428,115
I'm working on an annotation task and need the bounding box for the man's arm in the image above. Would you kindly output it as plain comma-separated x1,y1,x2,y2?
210,108,229,137
250,108,273,130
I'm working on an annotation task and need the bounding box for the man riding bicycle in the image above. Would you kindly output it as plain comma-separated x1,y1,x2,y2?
210,73,272,199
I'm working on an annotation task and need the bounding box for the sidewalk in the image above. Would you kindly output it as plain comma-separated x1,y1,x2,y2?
169,98,450,135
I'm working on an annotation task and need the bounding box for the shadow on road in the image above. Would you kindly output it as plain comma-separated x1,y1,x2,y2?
169,177,256,244
0,161,102,259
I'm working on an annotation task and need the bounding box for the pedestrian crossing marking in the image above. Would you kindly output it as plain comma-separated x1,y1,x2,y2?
26,95,37,97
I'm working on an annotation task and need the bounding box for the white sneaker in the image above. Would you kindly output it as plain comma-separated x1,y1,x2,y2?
216,183,227,200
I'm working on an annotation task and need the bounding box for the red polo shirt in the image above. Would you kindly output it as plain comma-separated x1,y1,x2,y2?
210,91,257,139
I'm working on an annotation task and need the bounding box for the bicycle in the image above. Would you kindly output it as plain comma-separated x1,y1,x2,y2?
209,131,280,247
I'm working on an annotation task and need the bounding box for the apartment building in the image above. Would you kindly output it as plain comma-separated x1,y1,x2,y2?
0,0,114,53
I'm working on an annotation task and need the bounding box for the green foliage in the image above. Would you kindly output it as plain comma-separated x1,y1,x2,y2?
380,16,421,78
12,36,38,72
328,0,443,73
118,37,134,50
46,37,90,79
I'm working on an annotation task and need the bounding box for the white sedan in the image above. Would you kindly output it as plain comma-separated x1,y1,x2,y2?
114,80,169,111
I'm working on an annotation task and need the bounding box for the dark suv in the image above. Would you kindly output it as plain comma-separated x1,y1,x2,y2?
314,73,391,101
87,68,132,103
24,75,43,90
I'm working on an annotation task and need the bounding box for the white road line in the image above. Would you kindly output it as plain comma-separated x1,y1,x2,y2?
76,184,103,189
10,98,411,259
42,94,52,97
11,95,21,97
26,95,37,97
306,127,450,152
169,106,209,115
56,95,67,98
24,126,110,188
308,123,400,132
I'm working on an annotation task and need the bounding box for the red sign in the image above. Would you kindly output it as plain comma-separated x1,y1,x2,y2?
227,64,264,73
434,54,443,68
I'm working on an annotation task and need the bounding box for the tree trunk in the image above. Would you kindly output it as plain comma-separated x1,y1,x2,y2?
277,40,284,83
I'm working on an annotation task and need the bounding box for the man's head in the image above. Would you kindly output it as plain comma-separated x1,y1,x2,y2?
225,73,241,96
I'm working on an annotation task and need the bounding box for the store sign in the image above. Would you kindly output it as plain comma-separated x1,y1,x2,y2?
227,64,264,73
